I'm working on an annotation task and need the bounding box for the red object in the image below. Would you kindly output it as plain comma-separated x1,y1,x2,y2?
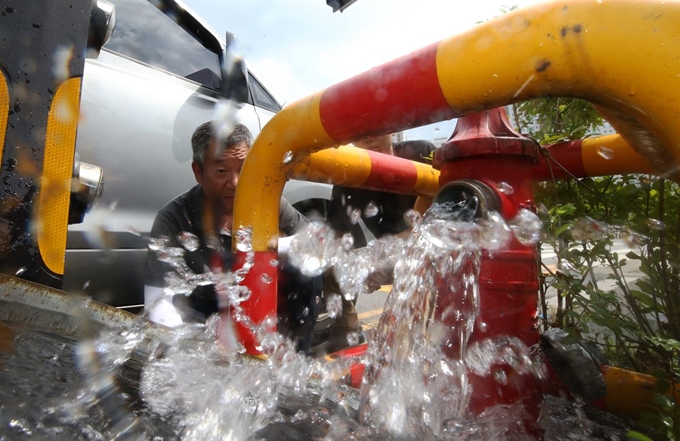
224,250,278,354
434,108,543,423
319,42,458,143
364,150,418,193
328,342,369,388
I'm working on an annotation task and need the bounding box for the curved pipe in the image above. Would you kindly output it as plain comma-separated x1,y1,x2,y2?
291,145,440,196
533,134,656,181
235,0,680,252
231,0,680,352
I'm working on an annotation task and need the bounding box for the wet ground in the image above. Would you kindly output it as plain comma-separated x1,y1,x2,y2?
0,316,639,441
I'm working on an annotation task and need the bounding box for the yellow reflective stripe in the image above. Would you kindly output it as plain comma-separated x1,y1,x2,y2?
435,1,680,177
292,145,372,187
0,73,8,162
38,78,81,275
581,135,654,177
234,91,334,251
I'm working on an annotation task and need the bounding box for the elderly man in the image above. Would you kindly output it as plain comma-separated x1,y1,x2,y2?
144,122,321,352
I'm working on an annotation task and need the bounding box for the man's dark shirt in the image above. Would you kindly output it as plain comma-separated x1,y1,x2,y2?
144,184,308,289
328,140,436,248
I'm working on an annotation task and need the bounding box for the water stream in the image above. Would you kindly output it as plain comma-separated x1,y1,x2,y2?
0,201,636,440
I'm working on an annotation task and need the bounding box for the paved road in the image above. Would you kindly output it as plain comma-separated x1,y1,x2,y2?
355,287,389,330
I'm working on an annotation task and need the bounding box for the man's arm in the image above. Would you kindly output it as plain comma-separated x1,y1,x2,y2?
278,198,309,236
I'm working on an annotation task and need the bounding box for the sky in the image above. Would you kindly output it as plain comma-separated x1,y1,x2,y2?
183,0,546,141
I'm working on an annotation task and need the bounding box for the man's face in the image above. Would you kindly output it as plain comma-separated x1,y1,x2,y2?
192,140,249,215
354,134,393,155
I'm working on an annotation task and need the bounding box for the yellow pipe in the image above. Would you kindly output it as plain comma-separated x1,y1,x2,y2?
291,145,373,187
602,366,680,419
234,93,333,251
581,135,656,177
435,0,680,180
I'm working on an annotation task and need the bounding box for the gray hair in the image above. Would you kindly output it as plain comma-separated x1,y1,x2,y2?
191,121,254,167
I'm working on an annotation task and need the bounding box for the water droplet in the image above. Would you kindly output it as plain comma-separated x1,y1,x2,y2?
624,229,647,247
51,45,73,82
235,226,253,252
148,237,167,251
349,207,361,225
326,293,343,319
364,201,379,218
571,217,608,241
127,225,142,236
236,342,246,354
15,267,26,276
646,218,665,231
478,211,512,250
293,409,306,421
493,368,508,385
498,182,514,194
156,247,184,263
230,286,251,303
597,146,614,160
82,280,90,290
557,259,580,278
509,208,543,246
177,231,200,252
282,151,294,163
269,258,279,267
301,257,323,276
301,307,309,317
261,273,273,284
341,233,354,250
347,332,360,346
260,315,277,332
403,209,421,227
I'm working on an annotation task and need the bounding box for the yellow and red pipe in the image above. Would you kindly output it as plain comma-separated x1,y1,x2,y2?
230,0,679,354
534,134,655,181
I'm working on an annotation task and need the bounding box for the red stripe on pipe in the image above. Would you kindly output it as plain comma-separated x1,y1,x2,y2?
364,151,418,193
319,42,458,143
225,250,278,355
533,140,586,181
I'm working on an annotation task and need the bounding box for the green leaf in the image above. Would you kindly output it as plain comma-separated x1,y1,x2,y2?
629,289,658,309
626,251,641,260
626,430,654,441
555,223,572,236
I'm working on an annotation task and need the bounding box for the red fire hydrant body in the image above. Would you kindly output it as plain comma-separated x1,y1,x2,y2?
433,108,543,422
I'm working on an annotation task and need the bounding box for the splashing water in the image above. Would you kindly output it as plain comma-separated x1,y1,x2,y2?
510,208,543,246
597,146,614,160
363,201,379,218
498,182,514,195
571,217,609,242
63,200,555,439
357,201,536,438
286,199,545,438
